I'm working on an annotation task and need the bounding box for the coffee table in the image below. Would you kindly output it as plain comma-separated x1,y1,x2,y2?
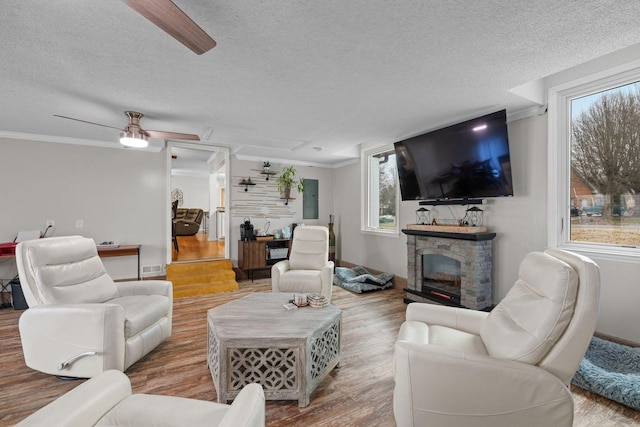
207,292,341,407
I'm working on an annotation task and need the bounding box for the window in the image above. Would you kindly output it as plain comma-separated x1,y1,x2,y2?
549,65,640,257
362,145,399,235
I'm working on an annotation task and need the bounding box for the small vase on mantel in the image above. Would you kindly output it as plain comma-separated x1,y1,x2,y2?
328,214,336,262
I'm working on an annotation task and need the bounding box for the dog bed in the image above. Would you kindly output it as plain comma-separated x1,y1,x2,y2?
333,266,393,293
572,336,640,410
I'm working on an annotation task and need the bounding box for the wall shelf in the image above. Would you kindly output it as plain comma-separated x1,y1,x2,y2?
252,169,279,181
239,181,256,192
280,197,295,206
260,171,278,181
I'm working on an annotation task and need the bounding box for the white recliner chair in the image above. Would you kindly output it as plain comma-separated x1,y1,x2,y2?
15,235,173,378
15,370,265,427
271,225,334,302
394,248,601,427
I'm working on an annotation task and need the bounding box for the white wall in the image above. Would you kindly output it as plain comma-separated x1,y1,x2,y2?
334,113,640,344
171,174,210,235
171,175,210,211
3,118,639,343
227,159,335,266
208,171,225,241
334,160,409,276
0,138,167,280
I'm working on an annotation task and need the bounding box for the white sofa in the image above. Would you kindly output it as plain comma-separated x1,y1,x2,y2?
271,225,334,302
393,248,601,427
16,235,173,378
15,370,265,427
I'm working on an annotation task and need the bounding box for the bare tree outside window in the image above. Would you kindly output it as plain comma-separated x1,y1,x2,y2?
570,82,640,246
366,148,398,231
377,152,397,228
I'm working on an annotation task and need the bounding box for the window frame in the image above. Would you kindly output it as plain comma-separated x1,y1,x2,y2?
361,144,400,237
548,61,640,260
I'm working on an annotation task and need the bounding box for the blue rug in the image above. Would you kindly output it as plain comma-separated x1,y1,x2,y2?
572,336,640,410
333,266,394,293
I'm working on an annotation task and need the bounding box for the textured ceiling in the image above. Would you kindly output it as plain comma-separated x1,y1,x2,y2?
2,1,640,166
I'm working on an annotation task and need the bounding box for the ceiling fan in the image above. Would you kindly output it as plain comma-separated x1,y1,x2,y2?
126,0,216,55
54,111,200,148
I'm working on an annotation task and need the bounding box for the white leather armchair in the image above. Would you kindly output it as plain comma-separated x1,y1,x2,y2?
271,225,334,302
394,248,601,427
16,236,173,378
15,370,265,427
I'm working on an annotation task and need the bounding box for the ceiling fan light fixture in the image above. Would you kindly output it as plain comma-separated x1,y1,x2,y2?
120,131,148,148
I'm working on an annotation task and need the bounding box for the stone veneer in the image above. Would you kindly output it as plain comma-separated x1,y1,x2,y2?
404,230,495,310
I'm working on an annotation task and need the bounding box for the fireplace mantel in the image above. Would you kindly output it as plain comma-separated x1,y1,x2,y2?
403,229,495,310
402,228,496,241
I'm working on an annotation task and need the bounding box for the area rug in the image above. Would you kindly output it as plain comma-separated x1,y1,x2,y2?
572,336,640,410
333,266,393,293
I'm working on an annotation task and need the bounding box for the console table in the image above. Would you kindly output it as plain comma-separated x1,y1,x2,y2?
0,245,142,280
237,239,291,280
0,244,142,309
97,245,141,280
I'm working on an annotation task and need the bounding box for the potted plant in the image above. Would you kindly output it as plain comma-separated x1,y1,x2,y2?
276,165,305,198
263,161,271,172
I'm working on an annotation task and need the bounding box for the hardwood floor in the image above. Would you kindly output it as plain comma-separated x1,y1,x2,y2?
173,231,225,262
1,281,639,426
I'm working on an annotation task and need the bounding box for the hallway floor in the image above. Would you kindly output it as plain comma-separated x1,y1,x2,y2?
172,232,225,262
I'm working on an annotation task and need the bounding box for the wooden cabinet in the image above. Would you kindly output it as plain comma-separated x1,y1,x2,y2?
238,239,292,274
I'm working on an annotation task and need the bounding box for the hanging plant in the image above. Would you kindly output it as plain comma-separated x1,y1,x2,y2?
276,165,305,196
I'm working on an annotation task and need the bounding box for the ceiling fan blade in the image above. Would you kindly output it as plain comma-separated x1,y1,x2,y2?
53,115,124,131
145,129,200,140
127,0,216,55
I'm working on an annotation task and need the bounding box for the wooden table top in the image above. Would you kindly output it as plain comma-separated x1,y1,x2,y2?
207,292,341,340
96,244,140,257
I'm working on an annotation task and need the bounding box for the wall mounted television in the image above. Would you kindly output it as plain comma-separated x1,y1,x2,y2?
394,109,513,203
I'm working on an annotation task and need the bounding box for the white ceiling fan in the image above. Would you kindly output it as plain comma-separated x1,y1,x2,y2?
54,111,200,148
126,0,217,55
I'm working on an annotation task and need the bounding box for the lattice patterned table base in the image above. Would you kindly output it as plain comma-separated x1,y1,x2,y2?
207,294,342,407
228,347,299,393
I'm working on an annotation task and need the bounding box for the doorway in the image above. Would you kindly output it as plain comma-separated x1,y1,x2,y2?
168,142,229,263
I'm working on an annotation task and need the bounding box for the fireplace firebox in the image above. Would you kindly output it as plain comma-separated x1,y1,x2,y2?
402,229,495,310
422,254,462,304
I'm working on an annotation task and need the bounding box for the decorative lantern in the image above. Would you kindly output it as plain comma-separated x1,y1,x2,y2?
416,207,430,225
463,206,484,227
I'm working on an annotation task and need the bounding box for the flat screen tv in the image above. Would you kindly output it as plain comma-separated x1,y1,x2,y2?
394,109,513,202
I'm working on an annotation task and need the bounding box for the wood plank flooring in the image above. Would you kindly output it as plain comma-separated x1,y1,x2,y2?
173,231,225,262
1,281,639,426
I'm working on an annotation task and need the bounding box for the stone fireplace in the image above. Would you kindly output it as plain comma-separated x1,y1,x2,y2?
403,229,495,310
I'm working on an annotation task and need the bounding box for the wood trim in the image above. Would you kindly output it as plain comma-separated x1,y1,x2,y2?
595,331,640,347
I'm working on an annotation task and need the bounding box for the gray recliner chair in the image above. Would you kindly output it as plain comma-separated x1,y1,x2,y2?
16,235,173,378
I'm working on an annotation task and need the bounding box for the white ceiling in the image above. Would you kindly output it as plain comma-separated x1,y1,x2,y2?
3,1,640,167
171,146,214,177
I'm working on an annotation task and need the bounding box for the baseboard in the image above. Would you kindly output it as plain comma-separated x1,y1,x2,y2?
594,331,640,347
114,275,166,281
335,260,406,290
234,261,408,289
234,267,272,281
